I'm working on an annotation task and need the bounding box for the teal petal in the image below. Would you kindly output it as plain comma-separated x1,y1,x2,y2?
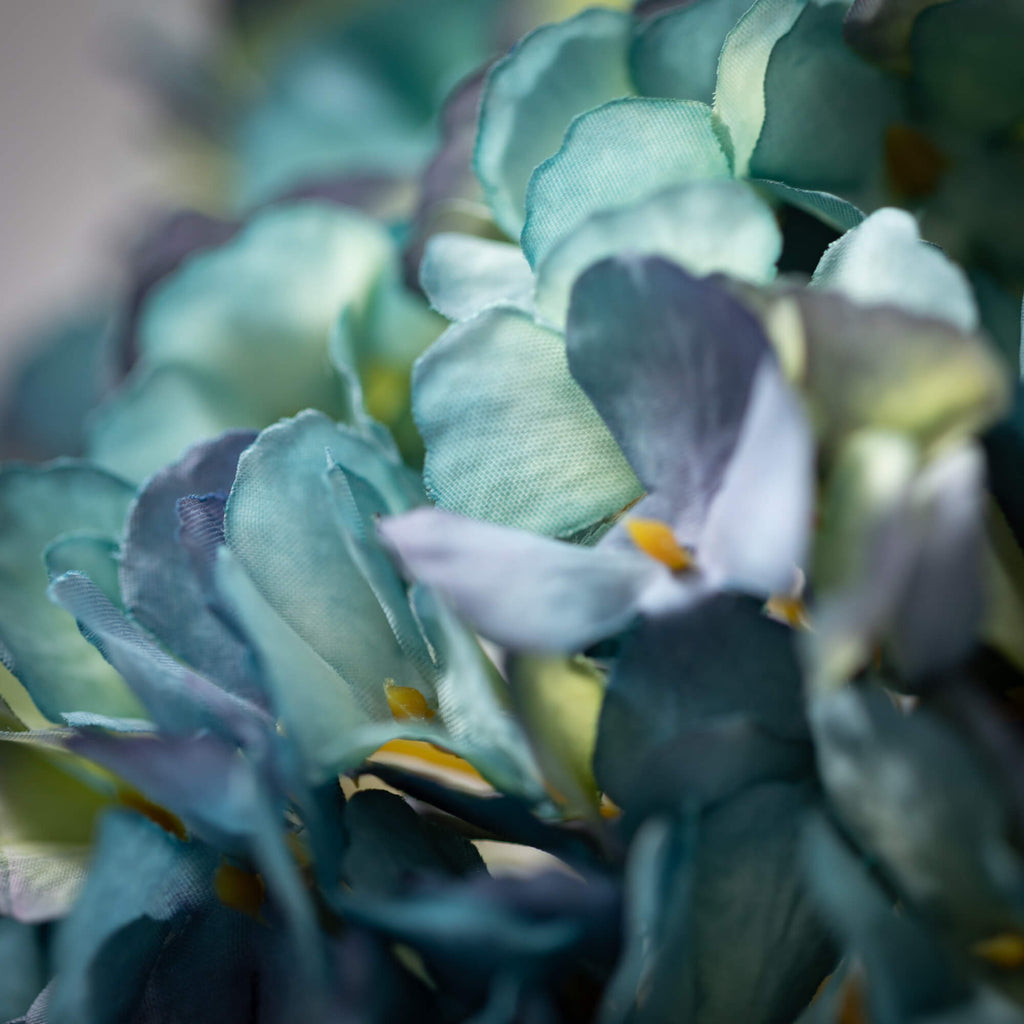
712,0,808,176
44,535,121,609
0,463,142,721
474,7,632,238
419,233,534,321
813,209,978,330
630,0,752,103
90,203,395,481
224,412,425,720
535,180,781,329
750,2,903,197
522,98,732,268
413,306,641,537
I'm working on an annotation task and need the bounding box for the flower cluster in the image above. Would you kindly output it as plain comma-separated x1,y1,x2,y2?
2,0,1024,1021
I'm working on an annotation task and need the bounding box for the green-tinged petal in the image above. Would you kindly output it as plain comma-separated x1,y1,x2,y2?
44,535,121,609
750,2,903,198
224,412,424,719
521,98,732,269
474,7,633,238
712,0,807,176
414,306,641,537
0,738,114,922
769,290,1010,451
506,654,605,818
420,234,534,321
0,463,142,721
630,0,752,103
812,208,978,331
88,366,252,485
535,180,781,329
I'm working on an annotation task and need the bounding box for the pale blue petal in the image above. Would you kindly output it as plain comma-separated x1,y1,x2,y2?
812,208,978,331
521,98,732,269
474,7,632,238
420,233,534,321
379,509,661,652
699,359,814,597
414,306,641,538
536,180,781,329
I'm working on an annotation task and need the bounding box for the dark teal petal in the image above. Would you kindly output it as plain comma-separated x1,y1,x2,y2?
750,2,903,197
475,8,632,237
0,919,46,1021
843,0,948,68
521,98,731,268
0,463,141,722
379,509,659,652
119,430,257,700
630,0,752,103
566,257,772,541
754,179,866,232
414,306,641,537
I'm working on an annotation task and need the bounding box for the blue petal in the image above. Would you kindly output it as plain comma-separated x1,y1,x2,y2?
379,508,659,651
566,257,773,542
119,430,258,700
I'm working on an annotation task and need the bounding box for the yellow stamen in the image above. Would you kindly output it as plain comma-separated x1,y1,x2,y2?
765,595,810,630
624,518,693,572
372,738,486,781
385,680,435,721
118,787,188,842
885,123,949,201
599,794,622,820
973,932,1024,969
214,860,266,920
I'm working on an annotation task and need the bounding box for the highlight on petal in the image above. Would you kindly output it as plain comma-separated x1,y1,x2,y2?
420,233,534,321
812,208,978,331
379,508,659,652
474,7,633,238
521,98,732,268
535,180,782,328
414,306,641,538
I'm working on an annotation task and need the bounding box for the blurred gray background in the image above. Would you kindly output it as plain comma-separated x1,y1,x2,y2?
0,0,214,385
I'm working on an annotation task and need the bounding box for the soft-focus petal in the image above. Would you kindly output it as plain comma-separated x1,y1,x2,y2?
0,463,141,721
566,257,772,541
521,98,732,268
379,508,660,652
420,234,534,321
474,7,632,238
812,208,978,331
535,180,781,329
699,358,814,596
414,306,641,538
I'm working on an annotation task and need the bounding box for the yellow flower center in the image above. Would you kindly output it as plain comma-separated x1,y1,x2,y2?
624,517,693,572
384,680,435,720
973,932,1024,969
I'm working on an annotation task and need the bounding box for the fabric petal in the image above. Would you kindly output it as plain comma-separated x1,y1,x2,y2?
521,98,732,269
535,180,781,329
474,7,632,238
812,208,978,331
699,358,814,597
379,508,660,652
414,306,641,538
420,233,534,321
0,463,141,721
566,257,772,541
